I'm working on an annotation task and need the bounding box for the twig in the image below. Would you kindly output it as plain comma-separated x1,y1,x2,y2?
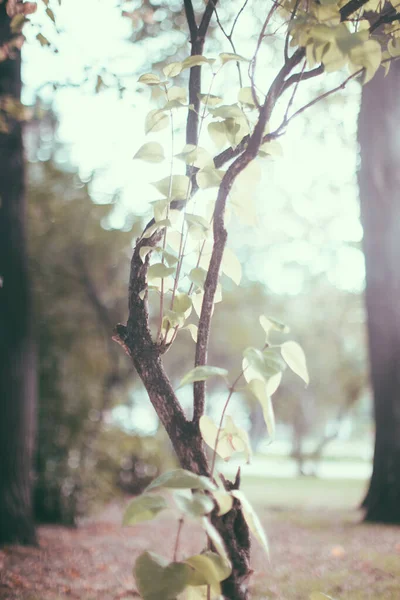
173,517,185,561
210,368,246,478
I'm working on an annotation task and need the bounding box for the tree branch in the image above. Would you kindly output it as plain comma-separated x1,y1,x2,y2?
185,0,218,148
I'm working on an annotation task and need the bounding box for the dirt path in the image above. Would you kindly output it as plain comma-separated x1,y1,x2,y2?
1,502,399,600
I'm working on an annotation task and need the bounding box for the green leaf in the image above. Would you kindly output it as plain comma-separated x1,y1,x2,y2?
123,494,168,526
196,167,225,189
188,267,207,290
198,93,223,107
139,245,158,263
212,490,234,516
134,142,165,163
153,175,191,200
167,86,187,103
259,315,289,341
309,593,336,600
138,73,162,86
183,324,198,342
174,491,214,517
142,218,171,239
185,214,210,240
185,551,231,594
178,366,228,389
145,469,216,493
238,86,258,107
172,292,192,315
182,55,214,70
349,39,382,84
248,380,276,439
208,121,227,149
147,263,175,282
281,341,309,386
219,52,249,64
243,347,286,383
221,247,242,286
145,109,169,134
134,552,190,600
231,490,269,557
176,145,214,169
163,62,182,78
202,517,229,562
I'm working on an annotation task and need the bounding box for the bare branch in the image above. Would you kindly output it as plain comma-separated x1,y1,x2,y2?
184,0,198,38
340,0,370,20
185,0,218,148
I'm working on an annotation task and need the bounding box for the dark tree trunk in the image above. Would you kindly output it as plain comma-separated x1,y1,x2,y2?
0,5,37,545
358,61,400,524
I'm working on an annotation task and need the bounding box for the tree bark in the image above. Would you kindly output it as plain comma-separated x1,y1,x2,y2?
0,4,37,545
358,61,400,523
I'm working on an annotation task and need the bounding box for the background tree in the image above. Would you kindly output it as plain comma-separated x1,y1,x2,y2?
0,1,37,546
358,58,400,524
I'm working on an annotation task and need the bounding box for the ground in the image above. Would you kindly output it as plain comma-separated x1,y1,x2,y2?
1,476,399,600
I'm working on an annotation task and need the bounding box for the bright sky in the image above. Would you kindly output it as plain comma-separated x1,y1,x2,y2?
22,0,365,298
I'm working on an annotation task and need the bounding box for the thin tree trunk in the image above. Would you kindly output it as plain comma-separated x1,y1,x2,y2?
358,61,400,523
0,4,37,545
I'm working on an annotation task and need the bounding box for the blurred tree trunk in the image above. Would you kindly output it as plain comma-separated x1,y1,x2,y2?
358,61,400,524
0,5,37,544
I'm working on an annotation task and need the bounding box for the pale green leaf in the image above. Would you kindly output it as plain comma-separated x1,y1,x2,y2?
309,593,336,600
174,491,214,517
199,415,235,461
260,315,289,341
349,39,382,84
163,62,182,78
178,366,228,389
188,267,207,290
134,142,165,163
243,347,286,383
123,494,168,526
231,490,269,557
145,469,216,492
147,263,175,282
219,52,249,64
167,86,187,103
176,145,214,169
196,167,225,189
185,551,231,594
281,341,309,385
221,247,242,286
266,371,282,396
198,93,223,107
134,551,190,600
138,73,162,86
142,218,171,239
172,292,192,315
238,86,258,107
212,490,234,516
202,517,229,562
153,175,191,200
208,121,227,149
145,109,169,134
182,55,214,70
183,324,198,343
248,380,275,439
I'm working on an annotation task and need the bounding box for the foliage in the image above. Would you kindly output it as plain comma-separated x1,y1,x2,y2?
113,0,400,595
